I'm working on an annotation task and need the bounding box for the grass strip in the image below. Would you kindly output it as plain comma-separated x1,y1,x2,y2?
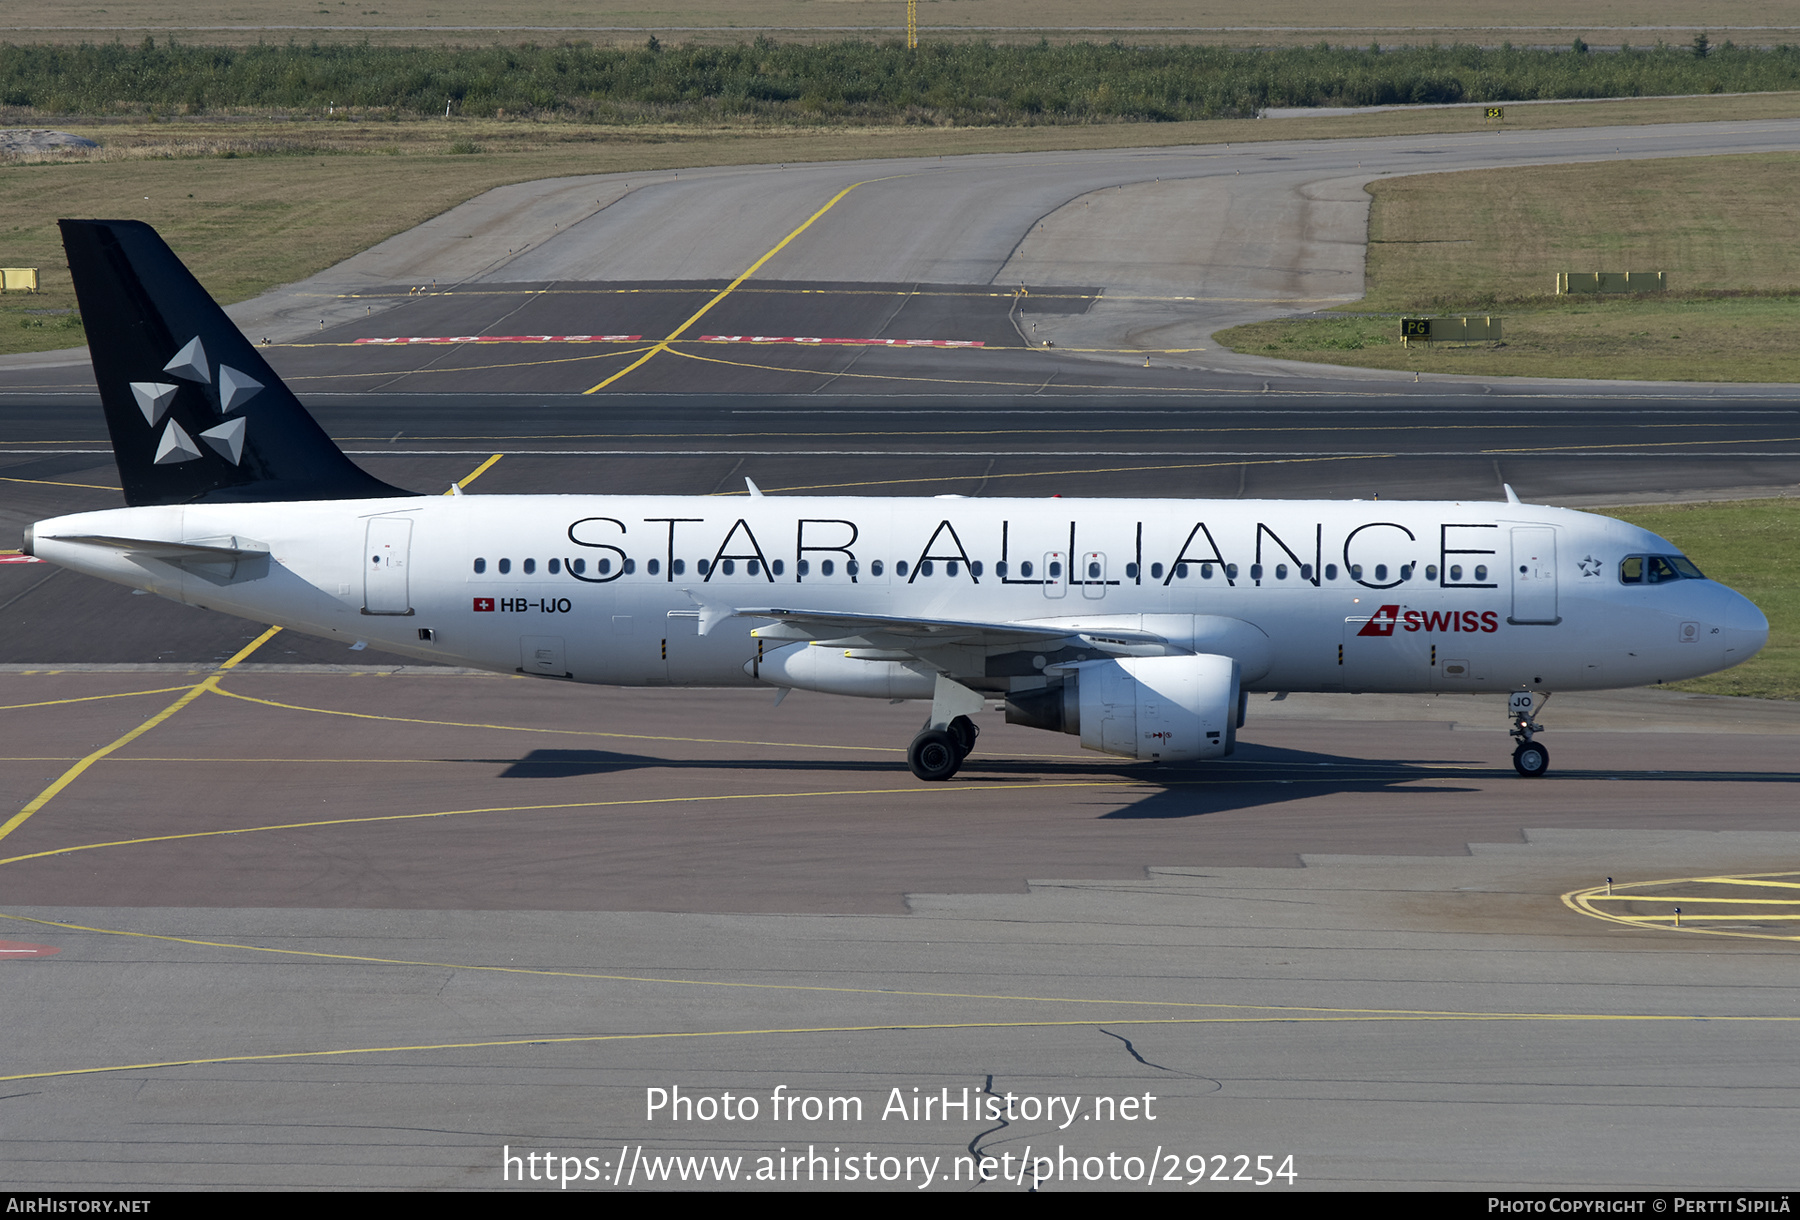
1214,152,1800,382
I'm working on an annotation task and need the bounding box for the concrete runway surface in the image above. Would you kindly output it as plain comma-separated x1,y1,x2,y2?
3,120,1800,1192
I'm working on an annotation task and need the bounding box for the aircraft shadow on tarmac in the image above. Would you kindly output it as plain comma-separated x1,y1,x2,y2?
492,742,1800,818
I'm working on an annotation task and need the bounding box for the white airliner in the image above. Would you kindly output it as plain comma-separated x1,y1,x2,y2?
24,220,1768,780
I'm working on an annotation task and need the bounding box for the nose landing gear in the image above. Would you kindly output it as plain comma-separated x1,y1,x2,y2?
1509,690,1550,777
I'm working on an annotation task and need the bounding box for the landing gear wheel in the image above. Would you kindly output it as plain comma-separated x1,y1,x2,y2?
908,729,962,781
1513,740,1550,778
946,715,980,760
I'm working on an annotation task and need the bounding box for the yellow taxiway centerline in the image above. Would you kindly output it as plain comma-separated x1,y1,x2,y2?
582,174,909,395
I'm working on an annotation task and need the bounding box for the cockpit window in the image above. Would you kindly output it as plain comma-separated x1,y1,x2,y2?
1620,553,1706,584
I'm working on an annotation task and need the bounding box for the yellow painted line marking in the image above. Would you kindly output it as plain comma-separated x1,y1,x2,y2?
1563,871,1800,944
0,474,121,491
451,453,502,492
0,758,1508,872
9,1007,1798,1086
1612,917,1800,928
0,782,1130,868
1583,895,1800,905
0,685,198,711
18,893,1633,1013
0,627,281,845
583,175,906,395
206,683,909,751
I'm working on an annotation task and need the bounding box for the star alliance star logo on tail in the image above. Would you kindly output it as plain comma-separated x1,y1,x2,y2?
132,336,263,467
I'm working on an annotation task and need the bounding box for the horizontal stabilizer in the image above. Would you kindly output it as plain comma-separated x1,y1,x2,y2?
45,533,270,561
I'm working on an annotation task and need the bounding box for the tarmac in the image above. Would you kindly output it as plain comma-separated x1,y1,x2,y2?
3,118,1800,1191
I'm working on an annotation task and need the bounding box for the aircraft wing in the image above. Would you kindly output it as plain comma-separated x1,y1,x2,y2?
729,606,1176,654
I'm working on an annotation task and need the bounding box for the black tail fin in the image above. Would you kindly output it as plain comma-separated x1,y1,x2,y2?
60,219,410,507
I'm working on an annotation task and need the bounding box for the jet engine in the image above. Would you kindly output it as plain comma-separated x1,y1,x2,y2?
1006,653,1242,761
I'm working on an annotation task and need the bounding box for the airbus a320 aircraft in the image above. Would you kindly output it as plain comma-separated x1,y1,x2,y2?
25,221,1769,780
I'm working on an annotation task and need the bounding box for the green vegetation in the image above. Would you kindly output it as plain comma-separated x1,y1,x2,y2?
3,39,1800,124
1226,297,1800,382
1215,153,1800,381
1604,500,1800,699
3,92,1790,359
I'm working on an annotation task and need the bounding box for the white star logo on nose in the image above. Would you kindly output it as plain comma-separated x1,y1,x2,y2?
1578,555,1603,577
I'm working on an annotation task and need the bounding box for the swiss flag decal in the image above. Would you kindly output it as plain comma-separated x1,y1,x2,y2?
1356,604,1401,637
473,597,495,612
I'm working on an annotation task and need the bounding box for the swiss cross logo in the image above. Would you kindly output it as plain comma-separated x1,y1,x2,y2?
1356,604,1401,636
473,597,495,612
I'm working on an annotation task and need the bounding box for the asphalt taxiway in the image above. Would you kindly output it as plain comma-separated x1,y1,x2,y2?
4,122,1800,1191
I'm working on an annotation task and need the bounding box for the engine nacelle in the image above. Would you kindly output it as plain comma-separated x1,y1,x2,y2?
1080,654,1241,761
1008,653,1241,761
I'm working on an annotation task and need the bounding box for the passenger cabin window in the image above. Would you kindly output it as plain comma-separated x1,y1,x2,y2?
498,558,511,575
523,558,536,575
573,559,587,575
870,560,883,576
473,558,486,574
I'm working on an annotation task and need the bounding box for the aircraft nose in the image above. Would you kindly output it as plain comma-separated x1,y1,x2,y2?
1719,586,1769,663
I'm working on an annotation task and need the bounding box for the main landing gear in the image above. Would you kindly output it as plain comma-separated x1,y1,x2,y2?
908,714,979,781
1508,690,1550,778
